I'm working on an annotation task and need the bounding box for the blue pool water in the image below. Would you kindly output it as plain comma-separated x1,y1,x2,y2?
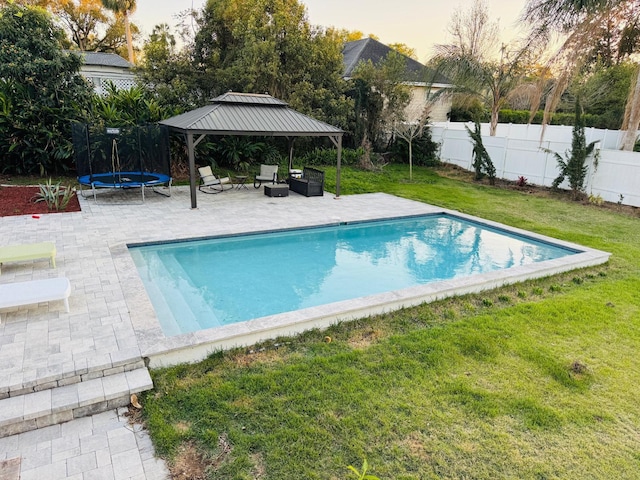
129,214,578,336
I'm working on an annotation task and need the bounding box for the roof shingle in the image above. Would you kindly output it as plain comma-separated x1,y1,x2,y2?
342,38,450,85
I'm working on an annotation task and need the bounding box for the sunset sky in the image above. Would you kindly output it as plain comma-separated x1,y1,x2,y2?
133,0,529,62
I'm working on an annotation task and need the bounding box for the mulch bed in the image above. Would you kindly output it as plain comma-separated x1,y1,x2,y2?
0,185,81,217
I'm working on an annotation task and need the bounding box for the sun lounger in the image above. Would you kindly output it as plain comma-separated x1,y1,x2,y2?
0,242,56,274
0,277,71,322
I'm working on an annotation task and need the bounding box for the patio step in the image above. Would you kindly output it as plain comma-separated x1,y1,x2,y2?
0,368,153,438
1,352,146,400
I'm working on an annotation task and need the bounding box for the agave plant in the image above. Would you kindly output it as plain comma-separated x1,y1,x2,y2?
34,178,75,211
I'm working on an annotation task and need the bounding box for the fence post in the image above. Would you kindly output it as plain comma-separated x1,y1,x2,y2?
541,140,551,186
586,141,601,195
501,136,508,179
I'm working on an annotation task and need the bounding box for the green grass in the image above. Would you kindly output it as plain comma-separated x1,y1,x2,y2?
143,164,640,479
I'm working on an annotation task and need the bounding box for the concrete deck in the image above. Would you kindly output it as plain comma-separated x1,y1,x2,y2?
0,184,610,478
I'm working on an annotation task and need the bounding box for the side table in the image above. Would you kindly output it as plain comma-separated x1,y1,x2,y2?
234,176,248,190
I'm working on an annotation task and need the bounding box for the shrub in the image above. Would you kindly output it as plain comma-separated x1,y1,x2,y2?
295,147,365,167
34,178,75,211
388,127,440,167
0,3,93,175
549,98,598,200
465,120,496,184
588,193,604,205
498,109,609,128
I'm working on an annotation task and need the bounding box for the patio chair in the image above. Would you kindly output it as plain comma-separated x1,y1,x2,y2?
198,166,233,194
253,164,279,188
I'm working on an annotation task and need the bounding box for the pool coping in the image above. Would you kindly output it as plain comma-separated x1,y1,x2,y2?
116,205,610,368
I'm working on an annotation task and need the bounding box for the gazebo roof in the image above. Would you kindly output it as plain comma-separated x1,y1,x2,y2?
160,92,344,137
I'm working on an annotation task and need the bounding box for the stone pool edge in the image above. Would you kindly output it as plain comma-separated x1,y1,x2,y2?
114,207,611,368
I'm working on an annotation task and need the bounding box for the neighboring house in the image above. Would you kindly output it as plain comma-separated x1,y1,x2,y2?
342,38,452,122
70,51,136,95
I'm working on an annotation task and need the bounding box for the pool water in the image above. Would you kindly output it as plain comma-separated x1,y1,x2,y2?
129,214,578,336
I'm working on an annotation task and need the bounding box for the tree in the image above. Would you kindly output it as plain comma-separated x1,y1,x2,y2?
191,0,351,126
446,0,500,59
432,0,537,135
48,0,135,55
388,43,418,60
465,120,496,184
523,0,640,150
137,23,201,110
549,97,598,198
100,0,135,63
51,0,107,50
392,93,437,179
0,2,93,174
350,51,411,150
563,61,636,129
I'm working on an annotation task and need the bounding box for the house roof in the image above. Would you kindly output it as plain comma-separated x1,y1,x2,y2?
69,51,133,69
160,92,344,137
342,38,450,85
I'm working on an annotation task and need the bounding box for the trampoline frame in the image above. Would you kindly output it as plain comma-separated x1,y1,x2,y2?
78,171,172,203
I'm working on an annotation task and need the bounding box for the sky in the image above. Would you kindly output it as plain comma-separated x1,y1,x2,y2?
134,0,529,62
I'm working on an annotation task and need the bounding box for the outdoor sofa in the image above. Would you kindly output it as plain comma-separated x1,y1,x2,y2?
289,167,324,197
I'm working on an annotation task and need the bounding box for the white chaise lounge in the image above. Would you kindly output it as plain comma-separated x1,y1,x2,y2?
0,242,56,274
0,277,71,322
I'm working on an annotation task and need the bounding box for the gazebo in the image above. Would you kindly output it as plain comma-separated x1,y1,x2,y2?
159,92,345,208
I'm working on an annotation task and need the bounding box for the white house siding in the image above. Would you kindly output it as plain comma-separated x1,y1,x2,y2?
405,85,451,123
81,65,136,95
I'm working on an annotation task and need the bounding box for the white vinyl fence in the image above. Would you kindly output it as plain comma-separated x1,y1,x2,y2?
431,122,640,207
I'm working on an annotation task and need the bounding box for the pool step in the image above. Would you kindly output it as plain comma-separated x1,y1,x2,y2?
143,254,219,335
0,368,153,438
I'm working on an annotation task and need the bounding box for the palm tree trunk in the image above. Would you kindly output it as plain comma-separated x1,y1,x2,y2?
490,105,499,136
124,11,134,64
621,66,640,151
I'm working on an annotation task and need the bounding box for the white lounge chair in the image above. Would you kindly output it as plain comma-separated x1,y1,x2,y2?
198,166,233,194
0,242,56,274
253,164,279,188
0,277,71,322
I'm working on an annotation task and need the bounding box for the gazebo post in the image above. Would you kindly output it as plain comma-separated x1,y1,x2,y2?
287,137,295,173
328,135,342,198
336,135,342,198
187,133,197,209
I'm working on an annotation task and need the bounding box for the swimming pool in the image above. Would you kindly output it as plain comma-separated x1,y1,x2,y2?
129,214,580,337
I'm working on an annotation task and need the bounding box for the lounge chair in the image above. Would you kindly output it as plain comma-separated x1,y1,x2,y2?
253,164,279,188
0,277,71,322
198,166,233,194
0,242,56,274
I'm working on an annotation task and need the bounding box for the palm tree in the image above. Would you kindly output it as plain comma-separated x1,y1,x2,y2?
523,0,640,150
432,0,538,135
101,0,136,64
433,43,535,136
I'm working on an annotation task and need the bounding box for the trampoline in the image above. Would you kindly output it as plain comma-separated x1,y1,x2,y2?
77,172,172,201
72,123,172,202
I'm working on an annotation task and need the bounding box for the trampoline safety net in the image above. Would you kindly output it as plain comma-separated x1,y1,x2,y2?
72,123,171,182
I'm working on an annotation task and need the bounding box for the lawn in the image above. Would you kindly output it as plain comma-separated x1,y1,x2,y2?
142,164,640,479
